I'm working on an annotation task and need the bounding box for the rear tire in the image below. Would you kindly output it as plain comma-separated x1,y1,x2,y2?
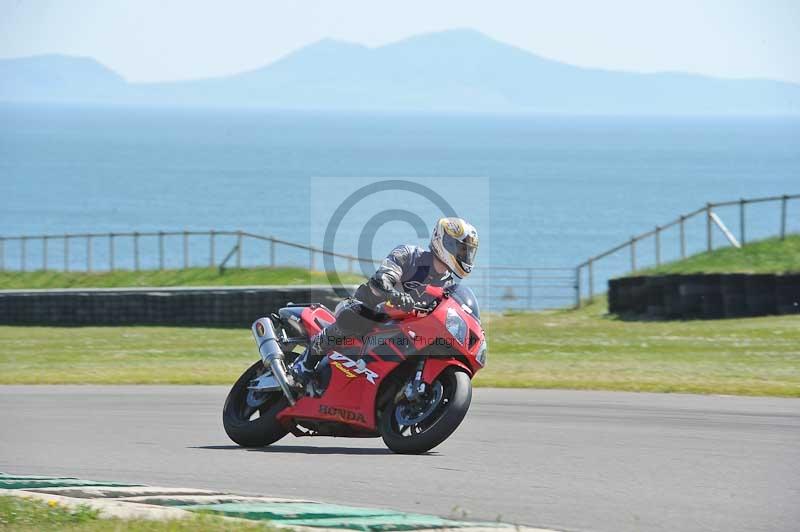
223,361,289,447
379,368,472,454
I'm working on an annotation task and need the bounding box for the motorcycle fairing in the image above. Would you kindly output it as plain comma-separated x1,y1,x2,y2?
421,357,472,384
277,294,482,435
276,328,408,434
299,305,336,336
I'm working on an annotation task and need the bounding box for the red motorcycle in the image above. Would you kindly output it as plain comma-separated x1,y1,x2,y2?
223,284,486,454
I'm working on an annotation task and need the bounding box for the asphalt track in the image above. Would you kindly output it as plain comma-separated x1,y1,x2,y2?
1,386,798,532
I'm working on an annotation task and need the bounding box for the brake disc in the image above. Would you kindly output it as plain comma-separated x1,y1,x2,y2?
395,381,444,426
246,371,274,407
246,389,270,408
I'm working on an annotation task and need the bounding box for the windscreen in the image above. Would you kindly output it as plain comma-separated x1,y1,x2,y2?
451,284,480,320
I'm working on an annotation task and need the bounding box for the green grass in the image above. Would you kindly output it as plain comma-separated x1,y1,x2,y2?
0,267,363,290
476,297,800,396
635,234,800,276
0,495,272,531
1,298,798,396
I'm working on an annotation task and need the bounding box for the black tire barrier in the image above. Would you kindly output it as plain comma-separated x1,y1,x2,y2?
776,274,800,315
608,281,620,314
678,274,709,319
629,277,648,315
721,274,748,318
661,275,683,319
609,273,799,320
0,286,350,327
745,274,777,317
644,276,665,318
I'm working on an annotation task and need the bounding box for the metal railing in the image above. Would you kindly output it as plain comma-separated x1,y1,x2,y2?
0,230,377,274
575,193,800,305
470,267,578,311
0,228,578,311
4,193,794,311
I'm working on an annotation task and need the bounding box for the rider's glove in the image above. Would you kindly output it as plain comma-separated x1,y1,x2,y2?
388,291,415,312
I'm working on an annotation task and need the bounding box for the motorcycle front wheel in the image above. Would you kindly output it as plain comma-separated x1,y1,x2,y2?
222,361,288,447
379,368,472,454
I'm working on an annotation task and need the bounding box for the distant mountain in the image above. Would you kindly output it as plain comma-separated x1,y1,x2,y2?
0,54,125,103
2,30,800,114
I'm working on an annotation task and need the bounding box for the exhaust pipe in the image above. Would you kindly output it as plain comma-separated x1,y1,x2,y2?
251,317,296,405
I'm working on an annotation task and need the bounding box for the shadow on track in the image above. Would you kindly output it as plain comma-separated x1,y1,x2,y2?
190,444,423,456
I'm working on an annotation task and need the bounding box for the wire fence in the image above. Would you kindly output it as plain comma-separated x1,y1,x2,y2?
8,193,788,311
0,229,577,311
469,267,578,311
575,193,800,305
0,230,370,274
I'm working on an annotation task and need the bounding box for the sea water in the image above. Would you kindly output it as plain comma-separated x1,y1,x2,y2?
1,104,798,304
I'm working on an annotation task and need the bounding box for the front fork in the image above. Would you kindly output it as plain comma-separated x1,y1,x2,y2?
403,357,428,401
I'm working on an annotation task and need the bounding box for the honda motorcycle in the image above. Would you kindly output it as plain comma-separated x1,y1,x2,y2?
222,284,486,454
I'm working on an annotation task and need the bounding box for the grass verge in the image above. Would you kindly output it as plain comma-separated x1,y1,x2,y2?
0,495,272,531
635,234,800,275
478,297,799,396
1,297,797,396
0,267,363,290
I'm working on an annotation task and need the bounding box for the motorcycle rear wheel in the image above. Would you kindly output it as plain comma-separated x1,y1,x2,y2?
379,368,472,454
222,361,288,447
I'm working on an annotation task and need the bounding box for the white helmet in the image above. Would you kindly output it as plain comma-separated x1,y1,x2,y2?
430,217,479,279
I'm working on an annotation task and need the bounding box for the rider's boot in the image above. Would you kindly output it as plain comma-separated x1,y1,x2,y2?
289,326,336,387
290,323,349,390
289,337,323,389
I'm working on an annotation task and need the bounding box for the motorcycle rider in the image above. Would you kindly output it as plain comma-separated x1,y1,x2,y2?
291,217,479,386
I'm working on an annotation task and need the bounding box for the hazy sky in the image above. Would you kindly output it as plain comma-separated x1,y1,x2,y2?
1,0,798,84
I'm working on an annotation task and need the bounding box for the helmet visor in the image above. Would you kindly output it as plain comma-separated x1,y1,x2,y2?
442,233,478,269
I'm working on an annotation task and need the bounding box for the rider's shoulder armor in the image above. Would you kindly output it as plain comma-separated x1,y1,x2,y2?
397,246,458,296
354,244,458,306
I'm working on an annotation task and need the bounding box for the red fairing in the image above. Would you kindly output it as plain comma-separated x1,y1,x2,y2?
421,357,472,384
278,292,484,434
300,305,336,336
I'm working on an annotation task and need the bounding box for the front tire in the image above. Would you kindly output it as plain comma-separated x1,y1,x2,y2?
379,368,472,454
223,361,288,447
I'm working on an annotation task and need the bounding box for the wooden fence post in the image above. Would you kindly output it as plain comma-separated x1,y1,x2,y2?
739,199,746,245
158,231,165,270
20,236,27,272
655,226,661,266
0,238,4,271
588,259,594,302
183,231,189,269
109,233,115,271
706,203,713,252
575,266,582,309
679,215,686,258
270,238,276,268
630,237,637,271
64,235,69,272
42,236,48,271
780,195,788,240
134,232,140,271
209,230,215,267
236,231,242,268
86,235,92,272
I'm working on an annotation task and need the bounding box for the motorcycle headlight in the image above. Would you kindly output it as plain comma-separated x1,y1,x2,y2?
445,307,468,345
476,339,487,367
